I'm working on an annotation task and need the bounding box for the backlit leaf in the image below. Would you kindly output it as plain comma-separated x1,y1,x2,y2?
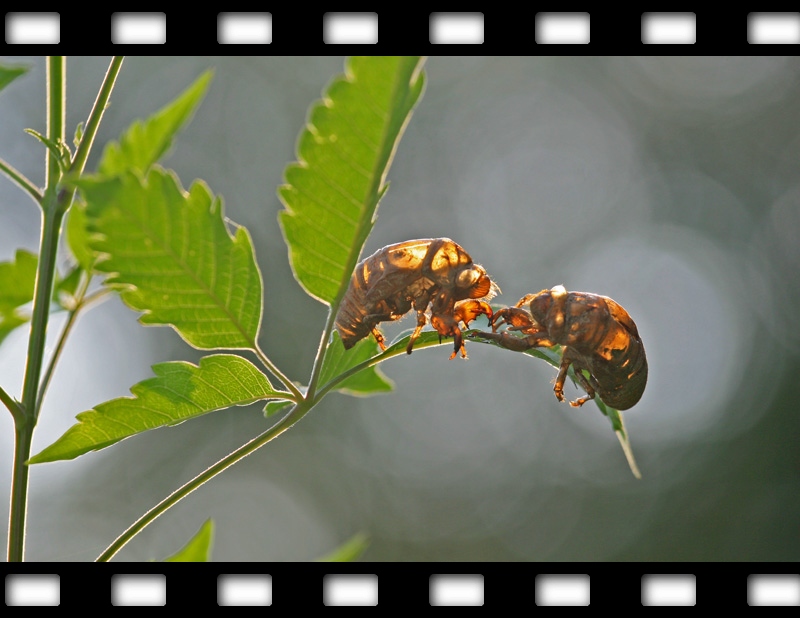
0,63,28,94
279,56,426,306
28,354,286,463
98,70,213,176
163,519,214,562
315,532,369,562
319,331,393,396
77,168,263,350
0,250,37,346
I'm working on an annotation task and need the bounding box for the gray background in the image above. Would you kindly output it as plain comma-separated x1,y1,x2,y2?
1,56,798,561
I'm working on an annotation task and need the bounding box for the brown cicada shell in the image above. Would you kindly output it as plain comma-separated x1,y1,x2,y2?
335,238,497,359
479,285,647,410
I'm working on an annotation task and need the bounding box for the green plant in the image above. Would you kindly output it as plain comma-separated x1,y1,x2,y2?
0,56,637,562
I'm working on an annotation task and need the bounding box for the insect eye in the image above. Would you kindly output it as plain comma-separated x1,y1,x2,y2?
456,268,479,289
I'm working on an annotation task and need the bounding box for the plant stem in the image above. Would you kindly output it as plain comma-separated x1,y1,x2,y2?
8,56,124,562
8,57,67,562
36,273,92,407
7,195,64,561
304,307,338,401
33,55,125,411
45,57,65,190
0,385,23,423
315,333,454,401
96,401,312,562
70,57,123,177
7,420,33,562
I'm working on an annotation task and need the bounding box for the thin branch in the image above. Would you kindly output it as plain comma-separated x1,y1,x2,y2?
304,307,338,402
0,385,24,424
313,332,455,402
36,272,92,407
0,157,43,204
254,343,303,402
96,401,312,562
70,57,123,179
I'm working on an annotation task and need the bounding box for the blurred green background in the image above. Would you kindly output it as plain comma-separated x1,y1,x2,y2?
1,56,799,562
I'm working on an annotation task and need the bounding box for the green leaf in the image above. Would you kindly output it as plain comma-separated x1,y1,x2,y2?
279,56,426,306
54,265,83,310
73,122,84,149
98,70,213,176
0,64,28,94
28,354,285,463
66,199,95,271
0,250,38,346
64,72,212,275
315,532,369,562
0,249,38,312
264,400,293,418
594,397,642,480
319,331,393,396
24,129,71,173
0,313,27,348
163,519,214,562
314,328,485,400
76,168,263,350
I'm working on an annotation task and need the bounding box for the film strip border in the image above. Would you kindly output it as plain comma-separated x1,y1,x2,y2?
1,11,800,48
3,566,800,606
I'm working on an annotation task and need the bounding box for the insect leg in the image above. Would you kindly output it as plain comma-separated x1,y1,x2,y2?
474,330,550,352
371,327,387,351
491,307,538,333
442,299,493,360
448,326,466,360
453,299,493,328
553,357,571,403
555,354,596,407
406,310,428,354
567,368,596,407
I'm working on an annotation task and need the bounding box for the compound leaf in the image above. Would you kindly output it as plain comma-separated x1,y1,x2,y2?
279,56,426,306
76,168,263,350
28,355,286,463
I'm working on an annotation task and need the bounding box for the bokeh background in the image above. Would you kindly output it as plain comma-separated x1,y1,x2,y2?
1,56,799,562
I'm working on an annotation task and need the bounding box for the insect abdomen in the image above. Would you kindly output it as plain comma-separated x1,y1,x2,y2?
335,266,374,349
594,344,648,410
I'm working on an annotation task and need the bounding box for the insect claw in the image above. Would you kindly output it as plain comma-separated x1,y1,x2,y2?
569,394,593,407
